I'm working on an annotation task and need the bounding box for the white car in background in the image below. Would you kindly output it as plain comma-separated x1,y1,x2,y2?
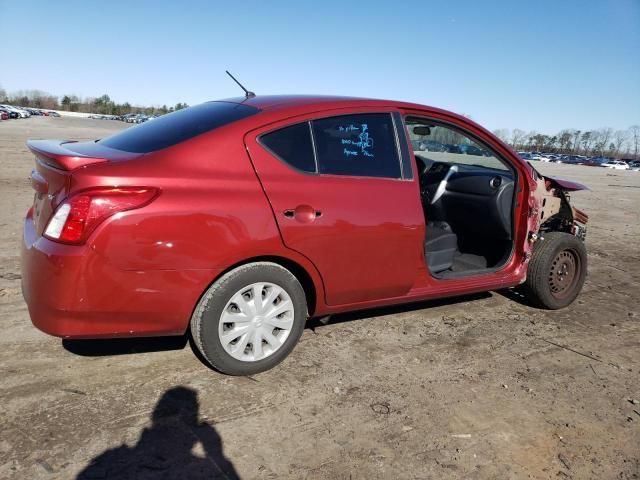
530,153,551,162
601,160,629,170
13,106,30,118
0,104,27,118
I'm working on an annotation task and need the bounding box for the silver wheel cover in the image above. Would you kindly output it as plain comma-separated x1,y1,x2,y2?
218,282,295,362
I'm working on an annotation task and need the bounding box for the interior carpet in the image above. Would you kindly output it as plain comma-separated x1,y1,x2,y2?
450,253,488,272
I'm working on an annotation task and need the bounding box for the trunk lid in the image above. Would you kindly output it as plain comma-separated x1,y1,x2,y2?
26,140,141,236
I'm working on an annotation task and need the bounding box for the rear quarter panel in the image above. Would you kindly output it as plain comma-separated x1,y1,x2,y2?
78,126,285,271
54,119,328,322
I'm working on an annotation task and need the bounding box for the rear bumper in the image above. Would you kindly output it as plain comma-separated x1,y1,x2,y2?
21,217,219,339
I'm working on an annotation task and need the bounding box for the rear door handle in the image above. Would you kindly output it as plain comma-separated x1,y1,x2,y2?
283,205,322,223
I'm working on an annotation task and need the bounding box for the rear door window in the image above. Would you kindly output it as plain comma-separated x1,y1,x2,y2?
259,123,316,173
312,113,401,178
99,101,259,153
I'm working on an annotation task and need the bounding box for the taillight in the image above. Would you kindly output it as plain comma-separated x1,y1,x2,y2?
44,187,159,245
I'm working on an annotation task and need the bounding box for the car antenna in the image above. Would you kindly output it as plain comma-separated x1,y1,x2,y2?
225,70,256,98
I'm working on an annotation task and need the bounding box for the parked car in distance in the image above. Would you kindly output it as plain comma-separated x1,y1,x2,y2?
464,144,485,156
601,160,629,170
0,106,17,119
122,113,138,123
627,160,640,171
21,95,590,375
583,157,607,167
0,109,8,120
123,113,148,123
48,111,60,117
561,155,587,165
0,104,25,118
530,153,550,162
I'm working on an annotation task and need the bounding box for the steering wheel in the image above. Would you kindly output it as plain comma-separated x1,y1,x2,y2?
418,161,455,205
430,164,457,204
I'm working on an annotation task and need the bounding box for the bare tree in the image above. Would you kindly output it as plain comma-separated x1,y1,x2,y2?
510,129,526,150
531,133,547,151
557,130,573,154
571,130,582,155
492,128,510,143
612,130,628,157
580,131,594,155
544,135,558,152
630,125,640,160
593,128,613,157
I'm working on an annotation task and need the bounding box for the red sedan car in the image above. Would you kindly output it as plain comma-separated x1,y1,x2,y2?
22,96,588,375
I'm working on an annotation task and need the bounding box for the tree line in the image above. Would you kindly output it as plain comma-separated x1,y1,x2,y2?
492,126,639,160
0,87,189,116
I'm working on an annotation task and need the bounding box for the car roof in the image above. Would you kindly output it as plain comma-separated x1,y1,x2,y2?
213,95,485,134
217,94,447,115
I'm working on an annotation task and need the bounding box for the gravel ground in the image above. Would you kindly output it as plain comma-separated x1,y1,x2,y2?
0,116,638,479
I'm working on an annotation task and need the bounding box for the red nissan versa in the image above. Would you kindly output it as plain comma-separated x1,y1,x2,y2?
21,96,589,375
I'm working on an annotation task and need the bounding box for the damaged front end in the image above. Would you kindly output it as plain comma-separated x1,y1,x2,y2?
527,164,589,245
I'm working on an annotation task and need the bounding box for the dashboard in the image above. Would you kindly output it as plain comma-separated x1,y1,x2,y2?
416,156,515,240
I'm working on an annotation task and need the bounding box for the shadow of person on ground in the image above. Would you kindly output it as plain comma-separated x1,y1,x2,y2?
77,386,239,479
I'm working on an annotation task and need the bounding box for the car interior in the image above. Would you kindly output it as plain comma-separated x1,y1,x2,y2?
405,117,516,279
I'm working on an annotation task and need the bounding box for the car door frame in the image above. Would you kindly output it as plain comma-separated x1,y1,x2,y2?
244,106,427,307
394,107,535,295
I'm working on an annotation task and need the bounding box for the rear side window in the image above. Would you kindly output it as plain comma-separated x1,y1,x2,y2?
99,102,259,153
260,123,316,173
312,113,401,178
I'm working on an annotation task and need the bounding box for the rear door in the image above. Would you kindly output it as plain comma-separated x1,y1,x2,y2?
246,110,425,306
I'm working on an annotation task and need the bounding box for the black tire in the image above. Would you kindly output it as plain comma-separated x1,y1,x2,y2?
523,231,587,309
190,262,308,375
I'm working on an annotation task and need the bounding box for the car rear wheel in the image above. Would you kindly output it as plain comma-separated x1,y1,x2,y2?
523,232,587,309
190,262,308,375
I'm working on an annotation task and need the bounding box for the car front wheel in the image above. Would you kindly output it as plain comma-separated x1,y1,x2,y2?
190,262,308,375
523,232,587,309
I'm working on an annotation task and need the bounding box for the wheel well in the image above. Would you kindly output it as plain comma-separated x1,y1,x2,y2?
209,256,318,317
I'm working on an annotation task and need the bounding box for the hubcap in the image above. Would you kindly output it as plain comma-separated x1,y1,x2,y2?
548,249,579,299
218,282,294,362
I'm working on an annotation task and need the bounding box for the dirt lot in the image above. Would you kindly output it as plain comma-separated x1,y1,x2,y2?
0,116,638,479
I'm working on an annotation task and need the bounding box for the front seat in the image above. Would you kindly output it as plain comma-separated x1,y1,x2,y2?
424,221,458,273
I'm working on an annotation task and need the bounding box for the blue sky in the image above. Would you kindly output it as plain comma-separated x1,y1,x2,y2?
1,0,638,132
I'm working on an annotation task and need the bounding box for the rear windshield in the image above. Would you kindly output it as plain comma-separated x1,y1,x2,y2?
99,101,259,153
